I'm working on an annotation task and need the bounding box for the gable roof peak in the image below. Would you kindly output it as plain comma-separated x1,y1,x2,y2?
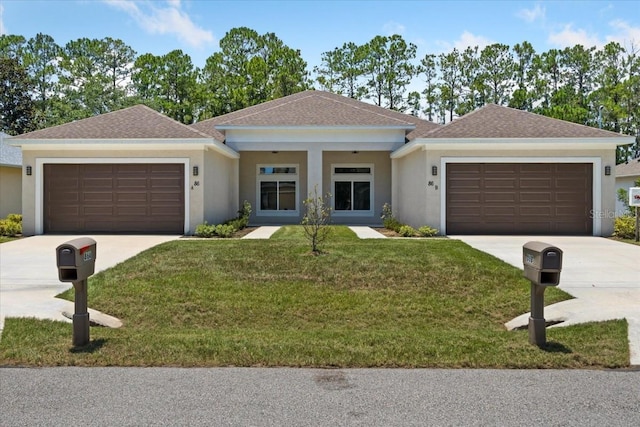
191,90,440,140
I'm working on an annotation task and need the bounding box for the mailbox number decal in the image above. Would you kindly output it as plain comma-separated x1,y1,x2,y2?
80,247,93,262
525,254,535,264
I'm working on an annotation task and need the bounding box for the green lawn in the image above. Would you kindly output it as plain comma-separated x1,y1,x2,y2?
0,226,629,368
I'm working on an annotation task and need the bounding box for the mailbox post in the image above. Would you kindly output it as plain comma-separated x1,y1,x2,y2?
522,241,563,347
56,237,97,347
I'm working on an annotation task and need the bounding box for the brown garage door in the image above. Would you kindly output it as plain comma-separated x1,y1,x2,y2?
446,163,592,235
44,164,184,234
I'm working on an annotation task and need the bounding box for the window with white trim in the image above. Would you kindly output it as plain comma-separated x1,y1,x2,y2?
331,164,374,215
257,165,299,216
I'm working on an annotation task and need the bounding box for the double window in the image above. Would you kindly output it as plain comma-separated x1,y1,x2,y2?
332,164,374,216
257,165,298,216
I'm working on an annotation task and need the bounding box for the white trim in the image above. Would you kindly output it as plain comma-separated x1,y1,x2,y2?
255,163,300,217
439,157,602,236
391,137,634,159
330,163,375,217
34,157,191,235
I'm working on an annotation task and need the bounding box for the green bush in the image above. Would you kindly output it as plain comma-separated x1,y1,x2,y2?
194,222,217,238
614,215,636,239
6,213,22,223
195,201,252,238
214,224,236,238
0,213,22,236
381,203,402,232
418,225,439,237
398,225,417,237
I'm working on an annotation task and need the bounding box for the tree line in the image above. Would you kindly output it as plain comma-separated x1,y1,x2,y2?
1,28,638,161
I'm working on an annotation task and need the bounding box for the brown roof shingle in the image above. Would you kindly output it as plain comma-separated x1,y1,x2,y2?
616,158,640,177
418,104,630,139
191,91,440,141
13,105,212,140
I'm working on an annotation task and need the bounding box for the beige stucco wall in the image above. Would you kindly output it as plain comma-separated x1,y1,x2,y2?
0,166,22,217
19,147,236,236
239,151,307,225
393,148,432,230
202,149,239,226
394,147,616,236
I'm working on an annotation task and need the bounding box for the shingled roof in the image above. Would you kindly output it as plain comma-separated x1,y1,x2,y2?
191,90,440,141
0,132,21,166
616,158,640,177
12,105,212,140
417,104,630,139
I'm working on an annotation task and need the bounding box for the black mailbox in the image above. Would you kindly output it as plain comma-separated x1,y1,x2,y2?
522,241,562,286
56,237,97,282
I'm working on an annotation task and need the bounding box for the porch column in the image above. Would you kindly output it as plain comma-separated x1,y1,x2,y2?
307,147,323,197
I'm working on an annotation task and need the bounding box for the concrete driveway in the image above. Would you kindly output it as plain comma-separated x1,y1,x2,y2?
0,235,180,334
454,236,640,365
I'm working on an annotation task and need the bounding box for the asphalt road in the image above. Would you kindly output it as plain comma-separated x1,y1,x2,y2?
1,368,638,426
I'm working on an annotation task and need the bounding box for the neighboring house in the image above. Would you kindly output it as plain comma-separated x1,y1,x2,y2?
615,157,640,216
0,132,23,218
10,91,634,237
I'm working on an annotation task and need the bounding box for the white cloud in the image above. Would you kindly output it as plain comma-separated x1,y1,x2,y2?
606,20,640,48
547,24,601,48
516,3,545,23
383,21,406,36
103,0,214,48
453,31,493,50
434,31,494,53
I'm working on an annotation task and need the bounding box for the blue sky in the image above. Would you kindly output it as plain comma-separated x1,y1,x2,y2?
1,0,639,73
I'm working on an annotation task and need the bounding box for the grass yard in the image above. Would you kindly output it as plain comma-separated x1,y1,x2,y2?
0,226,629,368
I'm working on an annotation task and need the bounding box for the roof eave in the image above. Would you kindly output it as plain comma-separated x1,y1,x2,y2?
12,138,215,146
215,125,415,131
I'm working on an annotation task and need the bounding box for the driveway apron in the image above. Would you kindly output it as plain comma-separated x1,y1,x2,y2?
454,236,640,365
0,235,180,334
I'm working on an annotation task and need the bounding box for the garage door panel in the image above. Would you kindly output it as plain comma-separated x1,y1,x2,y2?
483,206,517,216
484,164,518,173
448,178,481,189
151,178,182,188
484,192,516,202
50,205,80,216
44,164,184,234
520,164,553,173
117,178,149,188
83,191,114,202
84,206,115,215
485,178,517,188
520,192,552,202
519,178,552,189
520,206,553,216
555,191,588,202
446,163,592,235
83,177,113,188
116,192,148,202
49,191,80,202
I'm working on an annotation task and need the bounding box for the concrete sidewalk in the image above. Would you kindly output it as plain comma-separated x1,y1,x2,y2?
241,226,281,239
454,236,640,365
242,226,388,239
0,235,180,334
